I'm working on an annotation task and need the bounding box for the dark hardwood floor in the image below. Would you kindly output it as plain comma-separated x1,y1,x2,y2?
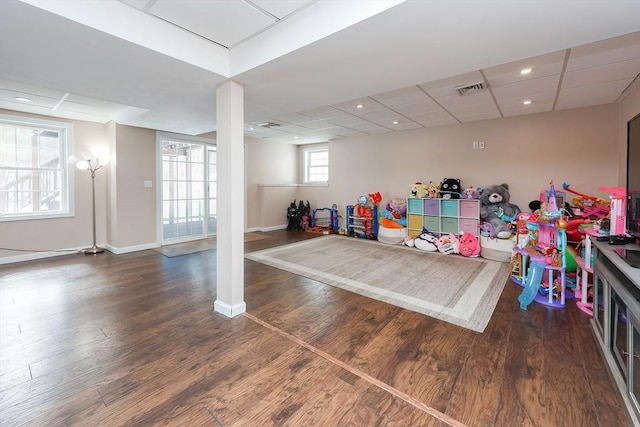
0,230,633,426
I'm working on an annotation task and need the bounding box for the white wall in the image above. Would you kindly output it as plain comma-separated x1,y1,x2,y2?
298,104,620,227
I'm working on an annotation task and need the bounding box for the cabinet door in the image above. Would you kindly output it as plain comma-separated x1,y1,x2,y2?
407,214,423,231
460,200,479,218
407,198,423,214
441,217,458,234
459,218,479,235
423,216,440,233
631,314,640,419
441,200,459,216
423,199,440,215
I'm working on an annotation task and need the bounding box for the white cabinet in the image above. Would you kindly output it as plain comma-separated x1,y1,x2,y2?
406,198,480,238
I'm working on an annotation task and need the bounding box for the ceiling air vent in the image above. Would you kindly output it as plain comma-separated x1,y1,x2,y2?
454,81,486,96
258,122,280,128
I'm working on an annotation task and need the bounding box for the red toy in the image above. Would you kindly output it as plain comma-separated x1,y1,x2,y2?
459,232,480,257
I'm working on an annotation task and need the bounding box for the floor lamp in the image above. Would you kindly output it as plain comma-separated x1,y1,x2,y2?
69,152,107,254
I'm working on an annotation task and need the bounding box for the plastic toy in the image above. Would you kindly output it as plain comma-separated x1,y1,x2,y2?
561,182,610,218
512,182,572,309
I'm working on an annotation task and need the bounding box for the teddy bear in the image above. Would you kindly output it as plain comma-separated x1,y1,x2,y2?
480,183,520,239
439,178,462,199
409,182,429,198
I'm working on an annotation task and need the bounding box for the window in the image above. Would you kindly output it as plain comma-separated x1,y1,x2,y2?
304,147,329,183
0,115,73,220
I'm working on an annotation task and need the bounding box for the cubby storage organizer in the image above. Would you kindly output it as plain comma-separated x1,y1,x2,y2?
406,197,480,238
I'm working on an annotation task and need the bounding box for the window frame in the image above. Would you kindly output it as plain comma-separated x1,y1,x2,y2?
0,114,74,222
303,146,329,184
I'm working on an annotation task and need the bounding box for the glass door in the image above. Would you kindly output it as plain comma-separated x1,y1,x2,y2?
160,138,207,242
207,146,217,236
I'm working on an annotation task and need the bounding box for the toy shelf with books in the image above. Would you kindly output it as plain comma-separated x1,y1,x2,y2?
406,197,480,238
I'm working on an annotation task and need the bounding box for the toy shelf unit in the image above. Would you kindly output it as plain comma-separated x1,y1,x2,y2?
574,226,599,316
346,204,378,239
406,198,480,238
310,207,339,233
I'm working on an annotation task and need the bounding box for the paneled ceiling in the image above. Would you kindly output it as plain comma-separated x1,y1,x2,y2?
1,0,639,144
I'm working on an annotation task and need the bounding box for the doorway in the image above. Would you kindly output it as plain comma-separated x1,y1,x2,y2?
158,134,216,243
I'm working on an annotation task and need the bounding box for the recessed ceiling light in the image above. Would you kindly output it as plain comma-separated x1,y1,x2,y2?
356,104,364,109
523,100,532,105
294,136,299,139
15,97,32,102
249,127,254,130
520,68,532,75
392,120,399,125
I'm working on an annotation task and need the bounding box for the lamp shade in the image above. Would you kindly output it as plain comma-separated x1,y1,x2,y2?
76,160,90,170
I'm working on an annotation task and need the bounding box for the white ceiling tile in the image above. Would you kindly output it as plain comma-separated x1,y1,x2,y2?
561,58,640,90
436,90,497,110
456,110,502,122
502,103,554,117
348,122,388,132
371,86,428,106
389,122,423,131
496,92,556,112
331,97,385,113
420,71,485,98
566,32,640,72
556,79,633,110
250,0,314,19
355,107,402,122
393,99,446,116
484,51,566,86
295,120,336,131
271,112,319,124
149,0,274,47
298,106,343,120
324,115,371,128
491,75,560,99
413,116,459,127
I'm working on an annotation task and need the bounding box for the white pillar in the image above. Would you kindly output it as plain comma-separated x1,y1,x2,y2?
214,80,246,317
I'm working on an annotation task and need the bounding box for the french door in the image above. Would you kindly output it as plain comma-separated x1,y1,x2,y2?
159,135,216,243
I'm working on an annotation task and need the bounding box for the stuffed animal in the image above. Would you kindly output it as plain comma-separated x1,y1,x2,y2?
426,181,440,198
462,186,482,199
459,232,480,257
414,228,438,251
480,183,520,239
439,178,462,199
435,232,460,254
410,182,429,198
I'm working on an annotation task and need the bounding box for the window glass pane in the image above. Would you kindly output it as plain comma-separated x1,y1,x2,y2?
305,148,328,182
0,116,70,219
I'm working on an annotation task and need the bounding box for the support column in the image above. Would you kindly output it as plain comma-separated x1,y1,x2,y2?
214,80,246,317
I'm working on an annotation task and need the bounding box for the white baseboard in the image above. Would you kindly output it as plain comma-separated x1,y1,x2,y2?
214,300,247,318
0,249,79,265
104,242,160,254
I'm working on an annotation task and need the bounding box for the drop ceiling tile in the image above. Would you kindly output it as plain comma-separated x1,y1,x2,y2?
456,110,502,122
419,71,485,98
566,31,640,72
356,107,402,122
502,103,554,117
271,112,320,124
371,86,429,106
483,51,566,86
331,97,385,113
277,124,316,134
412,116,459,127
388,121,423,131
491,75,560,99
251,0,314,19
298,105,343,120
409,110,457,124
436,90,497,110
556,79,632,110
149,0,274,47
561,58,640,89
325,114,372,128
348,122,388,132
392,98,445,115
295,119,336,130
496,91,556,112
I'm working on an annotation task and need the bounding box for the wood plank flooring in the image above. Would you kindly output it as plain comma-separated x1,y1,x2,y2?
0,230,633,426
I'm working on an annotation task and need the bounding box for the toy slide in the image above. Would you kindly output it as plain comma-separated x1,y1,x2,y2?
518,261,545,310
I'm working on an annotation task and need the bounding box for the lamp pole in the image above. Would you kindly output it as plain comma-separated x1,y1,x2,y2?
84,164,104,254
70,153,106,254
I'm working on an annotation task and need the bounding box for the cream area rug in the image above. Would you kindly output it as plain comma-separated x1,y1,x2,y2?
246,235,510,333
154,233,269,257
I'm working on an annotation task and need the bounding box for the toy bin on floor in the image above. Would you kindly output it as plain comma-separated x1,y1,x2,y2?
377,226,408,245
480,235,516,262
